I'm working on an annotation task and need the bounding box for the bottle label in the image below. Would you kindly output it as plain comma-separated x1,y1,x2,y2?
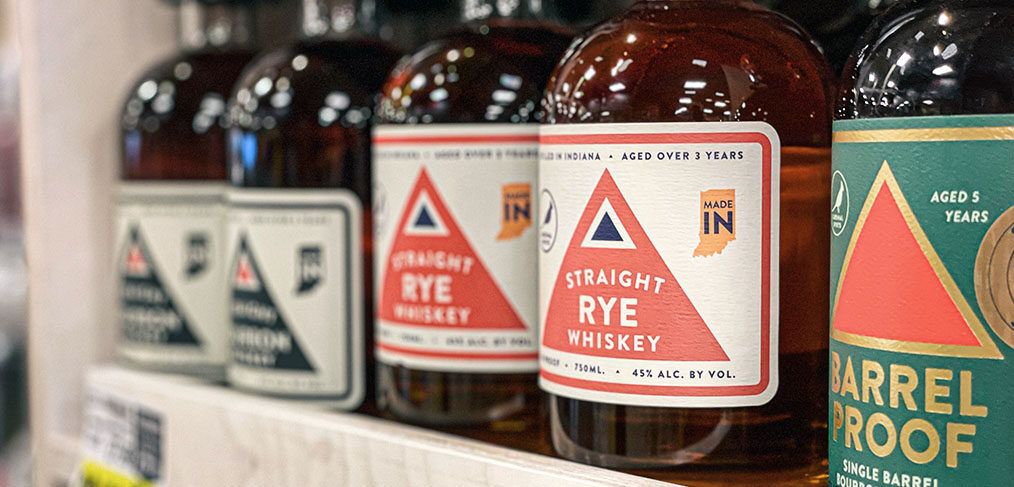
538,122,781,408
226,188,364,409
373,125,539,373
116,182,227,373
830,115,1014,486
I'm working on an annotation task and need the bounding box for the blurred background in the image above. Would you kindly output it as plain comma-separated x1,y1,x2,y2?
0,0,900,485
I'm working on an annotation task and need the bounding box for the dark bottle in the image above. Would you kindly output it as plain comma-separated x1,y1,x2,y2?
373,0,572,451
831,1,1012,485
226,0,400,410
117,0,257,380
538,0,832,482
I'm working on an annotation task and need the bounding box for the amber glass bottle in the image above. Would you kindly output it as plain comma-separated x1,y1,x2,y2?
225,0,399,410
538,0,832,481
373,0,572,451
117,0,256,380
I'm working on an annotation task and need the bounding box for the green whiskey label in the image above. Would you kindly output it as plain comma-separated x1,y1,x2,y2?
829,115,1013,487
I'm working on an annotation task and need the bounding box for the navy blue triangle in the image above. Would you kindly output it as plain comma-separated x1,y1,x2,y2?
414,204,436,228
592,213,623,241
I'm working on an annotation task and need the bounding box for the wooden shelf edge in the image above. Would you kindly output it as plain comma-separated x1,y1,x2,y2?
85,365,673,487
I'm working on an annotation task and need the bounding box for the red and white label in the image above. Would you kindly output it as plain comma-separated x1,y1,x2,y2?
373,125,539,373
538,122,780,407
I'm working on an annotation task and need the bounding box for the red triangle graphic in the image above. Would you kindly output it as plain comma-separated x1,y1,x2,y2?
543,170,729,361
126,245,148,276
833,183,982,347
378,168,526,330
233,244,260,291
236,258,254,286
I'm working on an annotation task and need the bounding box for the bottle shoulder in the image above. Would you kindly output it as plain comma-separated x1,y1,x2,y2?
579,2,826,70
121,49,254,137
837,0,1014,120
229,38,401,133
544,2,832,145
235,38,401,94
377,22,575,125
121,49,253,180
246,38,400,71
418,22,575,59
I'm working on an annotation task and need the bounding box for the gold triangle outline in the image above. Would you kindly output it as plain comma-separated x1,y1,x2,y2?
831,161,1003,359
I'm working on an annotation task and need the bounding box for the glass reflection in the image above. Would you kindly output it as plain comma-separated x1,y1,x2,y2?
840,1,1012,118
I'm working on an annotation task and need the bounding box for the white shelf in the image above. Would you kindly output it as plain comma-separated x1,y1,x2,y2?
83,366,671,487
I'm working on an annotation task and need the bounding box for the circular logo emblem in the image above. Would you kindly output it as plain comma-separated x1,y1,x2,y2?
975,205,1014,349
831,170,850,237
539,188,558,253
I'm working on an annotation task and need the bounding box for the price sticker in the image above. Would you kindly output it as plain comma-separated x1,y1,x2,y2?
75,390,163,487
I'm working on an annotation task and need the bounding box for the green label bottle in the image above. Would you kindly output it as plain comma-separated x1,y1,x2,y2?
831,2,1013,486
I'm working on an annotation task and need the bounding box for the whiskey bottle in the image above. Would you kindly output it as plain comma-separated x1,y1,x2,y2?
832,1,1012,485
538,0,833,481
373,0,572,450
225,0,400,410
117,0,257,380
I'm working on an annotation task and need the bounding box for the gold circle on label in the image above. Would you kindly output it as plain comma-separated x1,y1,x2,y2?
975,205,1014,349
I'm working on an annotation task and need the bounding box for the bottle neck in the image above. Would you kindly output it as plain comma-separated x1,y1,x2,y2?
301,0,380,39
178,0,255,52
460,0,558,23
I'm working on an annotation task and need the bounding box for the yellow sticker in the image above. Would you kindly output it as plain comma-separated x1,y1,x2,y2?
694,189,736,257
80,461,155,487
497,182,532,241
